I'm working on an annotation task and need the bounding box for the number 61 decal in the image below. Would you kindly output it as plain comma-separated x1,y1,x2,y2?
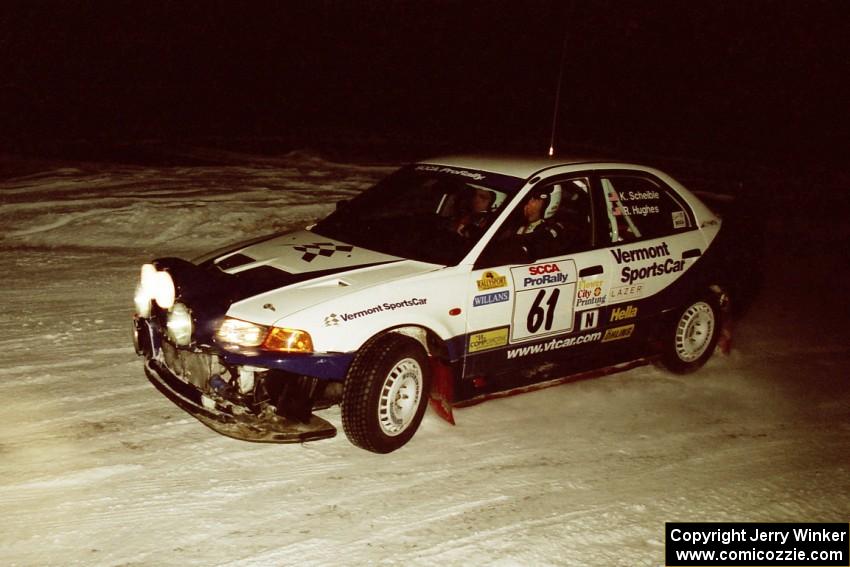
510,261,577,342
527,288,560,333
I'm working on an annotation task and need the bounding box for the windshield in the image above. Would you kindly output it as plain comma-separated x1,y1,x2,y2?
312,164,522,265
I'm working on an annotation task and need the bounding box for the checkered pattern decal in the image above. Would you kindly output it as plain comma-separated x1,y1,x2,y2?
293,242,354,262
324,313,341,327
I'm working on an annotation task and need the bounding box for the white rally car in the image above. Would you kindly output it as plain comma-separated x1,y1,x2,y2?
134,155,739,453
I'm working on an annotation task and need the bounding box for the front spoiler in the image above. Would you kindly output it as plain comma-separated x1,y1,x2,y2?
144,359,336,444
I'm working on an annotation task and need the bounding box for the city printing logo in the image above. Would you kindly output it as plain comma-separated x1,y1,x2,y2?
576,278,605,307
473,290,510,307
477,270,508,291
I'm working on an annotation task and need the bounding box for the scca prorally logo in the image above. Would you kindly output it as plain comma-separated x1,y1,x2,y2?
473,290,510,307
528,263,560,275
476,270,507,291
524,263,568,287
293,242,354,262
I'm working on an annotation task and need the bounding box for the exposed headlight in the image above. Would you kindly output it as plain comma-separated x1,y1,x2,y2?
217,317,268,347
135,263,176,313
166,302,193,346
134,284,152,318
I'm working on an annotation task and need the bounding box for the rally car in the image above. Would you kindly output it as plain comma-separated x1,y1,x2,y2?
133,155,738,453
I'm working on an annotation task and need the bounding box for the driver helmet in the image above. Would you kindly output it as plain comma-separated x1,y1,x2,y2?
529,184,562,219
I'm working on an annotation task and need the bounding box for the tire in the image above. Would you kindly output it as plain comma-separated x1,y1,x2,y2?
659,297,720,374
341,334,431,453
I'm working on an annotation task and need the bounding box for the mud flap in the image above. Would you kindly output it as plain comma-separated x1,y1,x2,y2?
712,285,733,355
428,357,455,425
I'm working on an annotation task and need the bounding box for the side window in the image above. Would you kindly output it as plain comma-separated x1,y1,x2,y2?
600,175,692,244
544,178,593,255
475,177,592,267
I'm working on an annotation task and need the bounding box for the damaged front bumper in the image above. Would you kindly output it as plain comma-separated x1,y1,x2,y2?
136,318,338,444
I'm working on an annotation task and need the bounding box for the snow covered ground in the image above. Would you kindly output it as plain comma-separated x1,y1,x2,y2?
1,149,847,566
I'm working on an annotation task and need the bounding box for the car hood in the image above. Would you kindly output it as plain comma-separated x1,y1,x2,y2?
213,229,403,275
212,230,442,325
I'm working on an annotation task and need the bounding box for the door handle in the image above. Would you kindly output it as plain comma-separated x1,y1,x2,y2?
682,248,702,259
579,265,604,277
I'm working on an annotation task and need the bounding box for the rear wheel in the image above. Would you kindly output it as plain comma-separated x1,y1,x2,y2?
341,335,431,453
660,298,720,374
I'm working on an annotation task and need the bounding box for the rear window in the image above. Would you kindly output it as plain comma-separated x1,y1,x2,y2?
599,174,693,244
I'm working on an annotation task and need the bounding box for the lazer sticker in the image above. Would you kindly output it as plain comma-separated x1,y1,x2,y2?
468,327,510,353
293,242,354,262
610,284,644,300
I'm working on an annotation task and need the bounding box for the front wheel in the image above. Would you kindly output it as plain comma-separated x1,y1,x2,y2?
341,335,431,453
659,298,720,374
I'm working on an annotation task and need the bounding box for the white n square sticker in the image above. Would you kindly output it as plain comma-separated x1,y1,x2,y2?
580,309,598,330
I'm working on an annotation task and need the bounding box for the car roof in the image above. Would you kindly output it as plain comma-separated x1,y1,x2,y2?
418,154,607,180
419,153,719,226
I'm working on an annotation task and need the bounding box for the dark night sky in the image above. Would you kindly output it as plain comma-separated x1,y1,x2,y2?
1,1,848,163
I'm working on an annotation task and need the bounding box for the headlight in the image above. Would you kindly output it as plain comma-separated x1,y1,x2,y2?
134,284,152,318
166,302,193,346
135,263,176,313
217,318,268,347
216,317,313,353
